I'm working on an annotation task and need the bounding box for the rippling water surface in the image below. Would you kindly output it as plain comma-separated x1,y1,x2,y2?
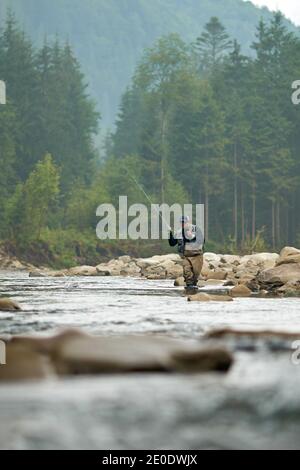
0,270,300,449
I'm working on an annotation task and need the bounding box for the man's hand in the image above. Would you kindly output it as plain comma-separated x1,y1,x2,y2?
185,230,195,240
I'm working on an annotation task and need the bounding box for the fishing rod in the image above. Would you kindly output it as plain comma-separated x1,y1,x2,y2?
127,172,172,232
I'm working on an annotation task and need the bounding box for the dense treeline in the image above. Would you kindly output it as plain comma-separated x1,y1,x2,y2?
1,12,300,267
0,13,104,265
1,0,297,127
110,13,300,252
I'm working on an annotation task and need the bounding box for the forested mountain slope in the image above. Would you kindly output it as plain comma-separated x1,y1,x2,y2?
0,0,298,126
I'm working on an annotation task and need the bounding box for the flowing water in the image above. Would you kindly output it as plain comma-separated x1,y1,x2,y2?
0,270,300,449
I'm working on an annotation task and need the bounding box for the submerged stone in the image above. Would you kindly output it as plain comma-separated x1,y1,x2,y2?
9,330,233,377
0,298,21,311
187,293,233,302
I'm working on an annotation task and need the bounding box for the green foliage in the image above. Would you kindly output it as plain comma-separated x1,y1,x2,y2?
8,154,60,243
0,12,99,187
195,17,233,72
2,9,300,266
112,14,300,253
1,0,297,127
0,102,17,235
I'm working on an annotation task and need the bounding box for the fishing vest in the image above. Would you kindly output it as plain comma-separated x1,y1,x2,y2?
175,225,205,257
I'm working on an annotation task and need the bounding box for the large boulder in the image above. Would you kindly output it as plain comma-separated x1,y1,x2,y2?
96,259,126,276
95,266,111,276
118,255,132,264
96,262,117,276
257,263,300,288
137,254,181,269
160,260,182,279
68,266,99,276
44,332,233,375
276,247,300,267
279,246,300,259
120,262,141,277
277,280,300,296
240,253,279,267
236,254,279,280
0,341,54,382
0,298,21,311
188,293,233,302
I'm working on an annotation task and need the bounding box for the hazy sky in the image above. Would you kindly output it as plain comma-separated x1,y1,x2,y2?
247,0,300,25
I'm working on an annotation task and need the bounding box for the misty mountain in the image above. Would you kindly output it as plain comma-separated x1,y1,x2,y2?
0,0,298,128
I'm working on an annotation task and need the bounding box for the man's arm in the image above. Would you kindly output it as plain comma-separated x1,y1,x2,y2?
168,231,178,247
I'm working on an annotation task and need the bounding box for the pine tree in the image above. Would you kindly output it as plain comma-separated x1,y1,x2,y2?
195,17,232,73
0,11,40,178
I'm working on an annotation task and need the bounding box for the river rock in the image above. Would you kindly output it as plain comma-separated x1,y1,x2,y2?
230,285,252,298
144,266,167,280
97,259,126,276
169,347,233,373
0,342,54,382
188,293,233,302
276,247,300,267
201,260,211,278
201,279,227,286
68,266,98,276
277,254,300,266
234,265,260,279
240,253,279,268
220,255,241,265
206,270,228,281
237,275,257,285
118,255,132,264
96,262,118,276
257,263,300,288
47,333,233,375
29,269,49,278
0,298,21,311
204,327,300,353
29,269,68,278
11,328,88,355
95,266,111,276
277,280,300,296
174,277,185,287
137,254,181,269
204,253,221,263
163,261,183,279
120,262,141,277
279,246,300,259
206,328,300,343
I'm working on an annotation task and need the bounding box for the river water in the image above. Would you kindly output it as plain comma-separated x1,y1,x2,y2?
0,271,300,449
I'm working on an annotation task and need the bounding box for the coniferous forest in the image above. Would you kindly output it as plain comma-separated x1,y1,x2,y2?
2,0,297,128
1,11,300,266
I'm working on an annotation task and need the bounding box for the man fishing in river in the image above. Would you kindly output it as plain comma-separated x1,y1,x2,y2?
169,216,205,293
